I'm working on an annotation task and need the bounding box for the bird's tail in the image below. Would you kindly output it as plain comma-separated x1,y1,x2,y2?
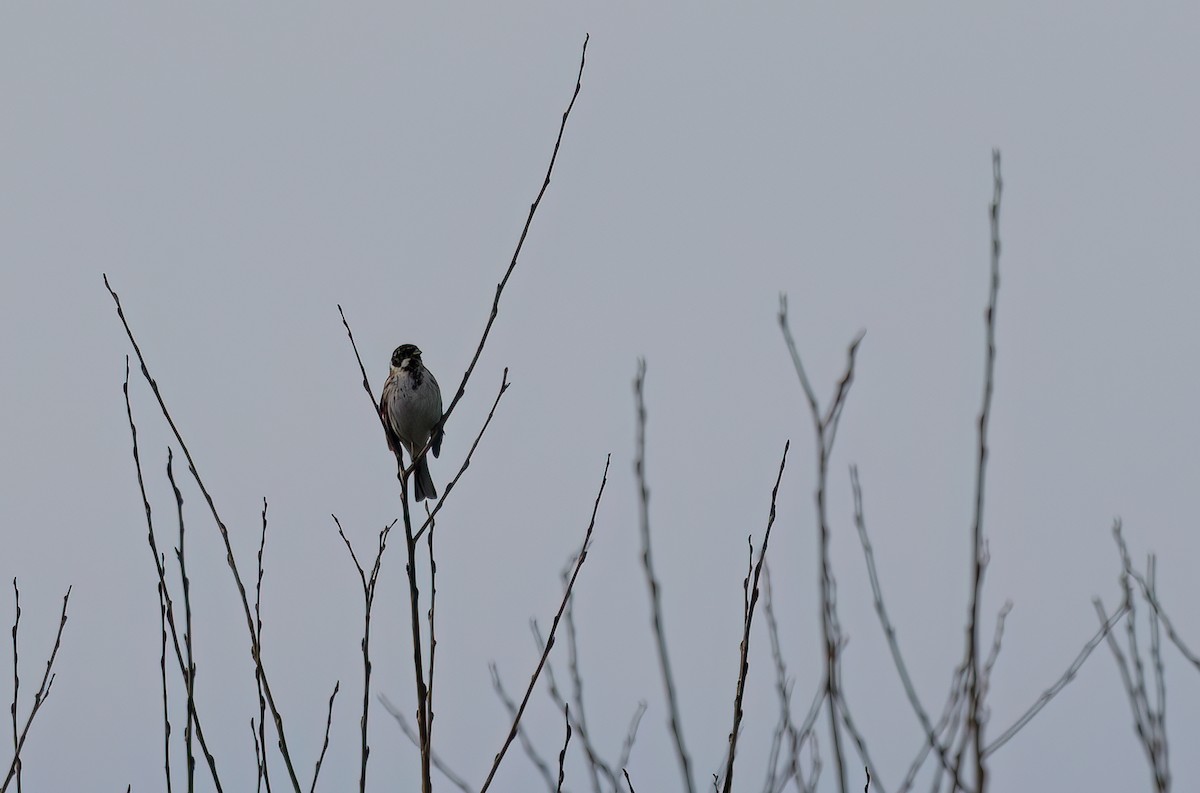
414,456,438,502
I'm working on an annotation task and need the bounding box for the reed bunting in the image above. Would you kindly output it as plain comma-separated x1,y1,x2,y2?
380,344,444,501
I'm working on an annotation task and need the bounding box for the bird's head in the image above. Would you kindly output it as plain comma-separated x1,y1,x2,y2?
391,344,422,370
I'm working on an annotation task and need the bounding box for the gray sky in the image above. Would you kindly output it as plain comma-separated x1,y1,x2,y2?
2,3,1198,791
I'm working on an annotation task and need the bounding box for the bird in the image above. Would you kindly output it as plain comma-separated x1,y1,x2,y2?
380,343,444,501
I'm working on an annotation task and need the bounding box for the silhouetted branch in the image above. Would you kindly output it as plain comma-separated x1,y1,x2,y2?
490,662,556,793
963,149,1003,793
633,361,695,793
256,500,272,793
334,516,396,793
479,454,610,793
413,369,510,544
849,466,963,789
557,704,572,793
166,451,197,792
721,441,789,793
308,682,339,793
1,586,71,793
120,357,223,793
8,581,19,793
106,278,303,792
983,602,1124,756
779,294,865,793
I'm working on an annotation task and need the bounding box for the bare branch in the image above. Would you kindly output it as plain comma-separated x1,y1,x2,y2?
1,587,71,793
308,682,339,793
479,455,610,793
634,361,695,793
106,279,302,791
556,705,572,793
722,442,790,793
963,149,1003,793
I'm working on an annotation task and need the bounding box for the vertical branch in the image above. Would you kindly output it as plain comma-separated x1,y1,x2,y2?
722,442,790,793
256,501,272,793
335,516,396,793
965,149,1003,793
157,570,173,793
120,358,223,793
556,705,572,793
0,587,72,793
308,682,339,793
561,580,602,793
398,489,432,793
166,451,197,793
8,581,20,793
426,505,439,774
779,296,865,793
633,362,695,793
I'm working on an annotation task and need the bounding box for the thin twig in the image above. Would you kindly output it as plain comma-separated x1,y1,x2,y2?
166,451,197,793
849,466,963,789
413,369,509,543
1,587,71,793
561,575,603,793
426,504,438,783
557,705,573,793
963,149,1003,793
633,361,695,793
9,581,20,793
308,682,339,793
156,570,173,793
490,662,557,792
120,358,222,793
722,442,790,793
617,702,647,778
983,602,1126,756
779,296,865,793
479,454,610,793
531,620,617,792
256,500,272,793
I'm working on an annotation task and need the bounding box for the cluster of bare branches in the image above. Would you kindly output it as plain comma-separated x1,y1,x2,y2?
7,33,1196,793
3,581,71,793
102,33,607,793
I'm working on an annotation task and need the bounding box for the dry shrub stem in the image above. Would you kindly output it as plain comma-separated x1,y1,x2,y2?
490,662,557,792
1100,521,1172,791
308,682,339,793
478,454,610,793
334,515,396,793
107,278,304,792
556,704,572,793
165,451,197,792
157,570,173,793
9,580,20,793
633,361,696,793
255,502,272,793
721,441,790,793
1,585,70,793
779,293,865,793
961,147,1004,793
120,358,223,793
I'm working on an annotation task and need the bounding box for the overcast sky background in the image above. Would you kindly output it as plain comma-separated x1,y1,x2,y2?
2,3,1199,792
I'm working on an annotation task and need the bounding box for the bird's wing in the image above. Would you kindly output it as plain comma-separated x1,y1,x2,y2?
379,377,403,456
